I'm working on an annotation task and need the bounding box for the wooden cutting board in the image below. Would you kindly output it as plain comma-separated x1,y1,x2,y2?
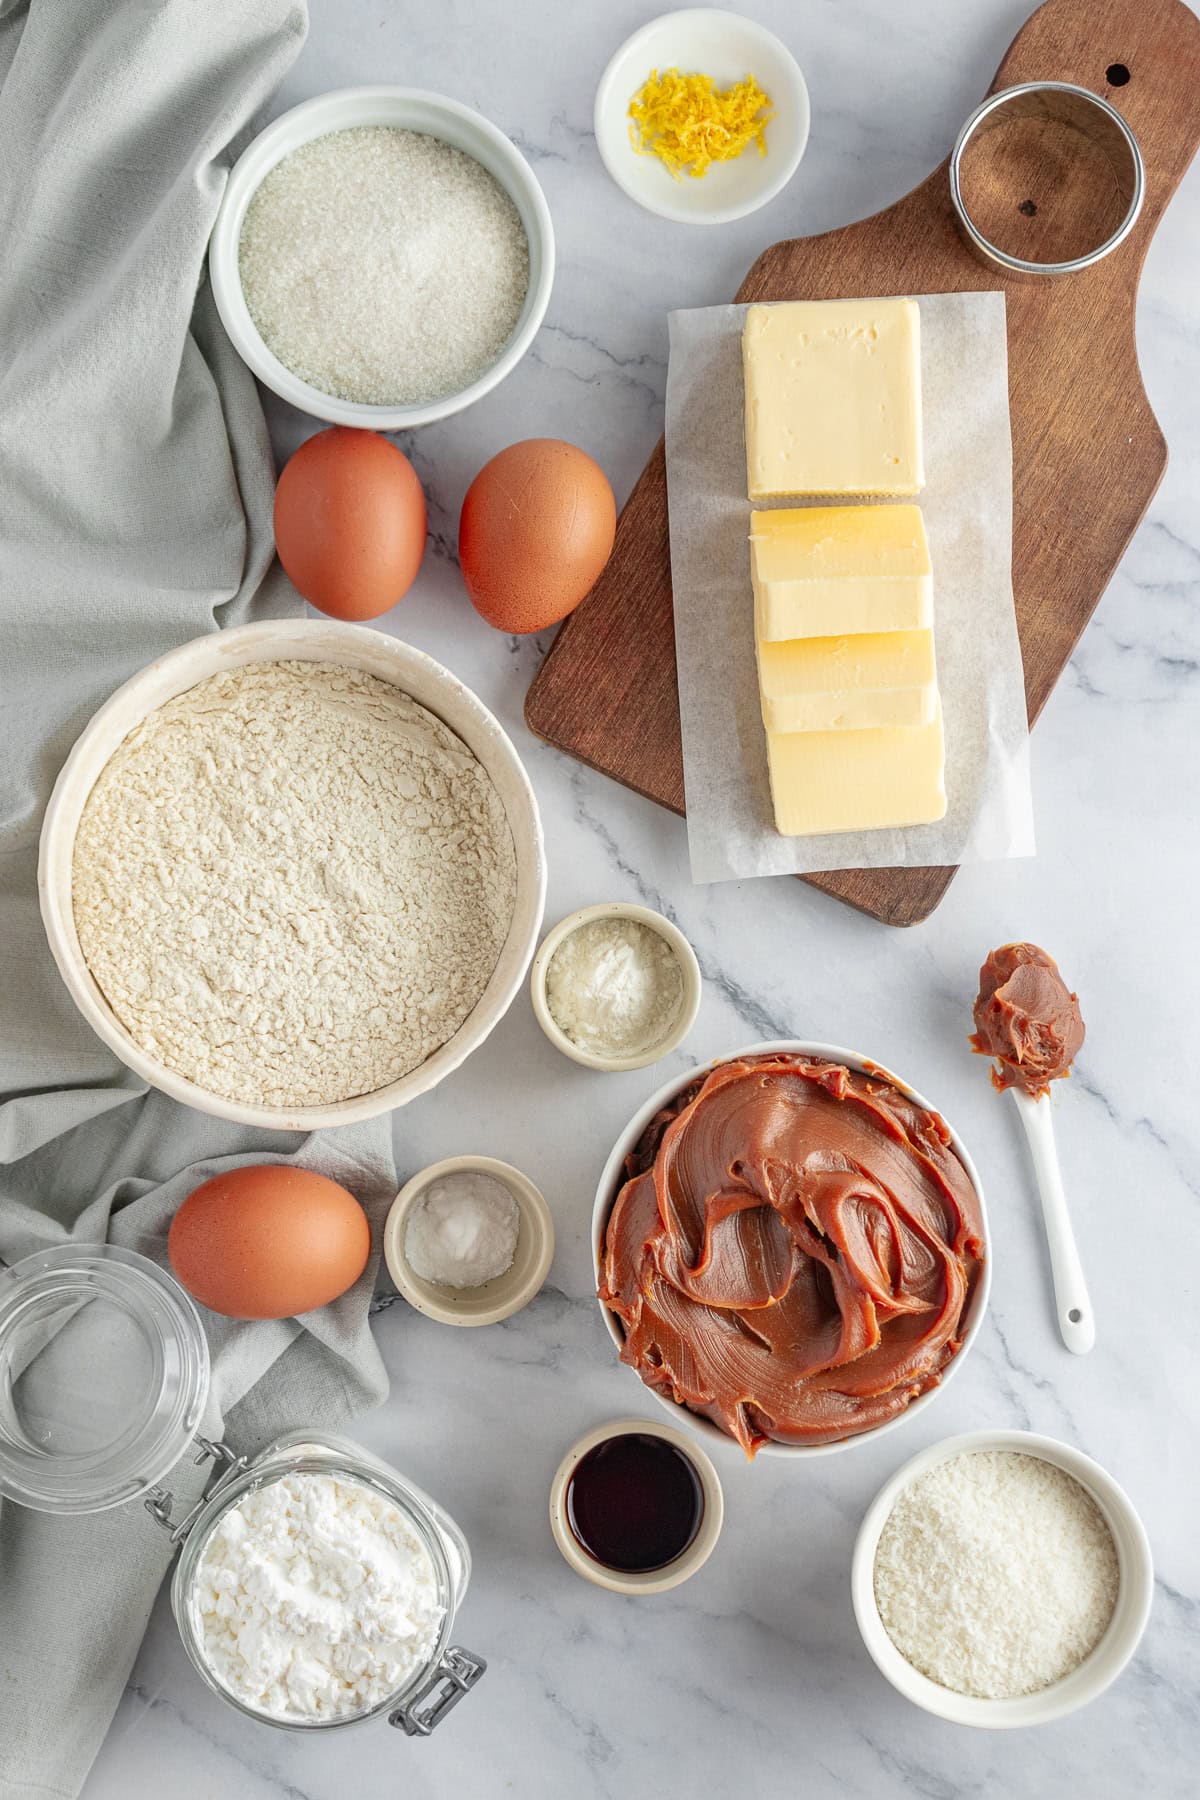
525,0,1200,925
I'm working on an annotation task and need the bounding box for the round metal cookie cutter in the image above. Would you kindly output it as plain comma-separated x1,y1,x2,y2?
949,80,1144,277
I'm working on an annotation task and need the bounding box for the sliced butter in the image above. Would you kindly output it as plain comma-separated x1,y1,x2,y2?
751,505,932,641
757,630,937,733
765,707,947,837
743,299,924,499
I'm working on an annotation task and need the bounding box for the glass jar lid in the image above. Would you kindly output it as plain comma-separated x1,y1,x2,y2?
0,1244,210,1513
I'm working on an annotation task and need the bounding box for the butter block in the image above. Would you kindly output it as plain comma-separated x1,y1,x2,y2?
743,299,924,499
757,630,937,733
765,708,947,836
751,505,932,641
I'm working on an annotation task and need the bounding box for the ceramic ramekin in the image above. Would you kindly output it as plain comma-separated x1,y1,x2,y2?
851,1428,1154,1726
592,1040,992,1460
209,86,555,429
38,620,546,1132
549,1417,724,1594
594,9,810,226
530,902,702,1072
383,1156,554,1327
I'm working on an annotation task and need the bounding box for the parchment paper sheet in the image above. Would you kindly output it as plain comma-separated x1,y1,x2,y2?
664,294,1034,885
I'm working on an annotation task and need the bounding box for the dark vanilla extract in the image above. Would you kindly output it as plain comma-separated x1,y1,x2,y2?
566,1433,703,1573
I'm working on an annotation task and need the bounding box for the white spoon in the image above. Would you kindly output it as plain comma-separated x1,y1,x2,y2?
1009,1087,1095,1355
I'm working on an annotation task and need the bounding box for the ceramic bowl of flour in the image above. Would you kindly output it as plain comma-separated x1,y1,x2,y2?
38,620,546,1131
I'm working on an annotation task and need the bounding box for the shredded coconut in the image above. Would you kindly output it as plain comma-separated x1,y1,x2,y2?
873,1450,1120,1698
192,1471,443,1722
404,1170,520,1287
238,126,530,405
72,661,517,1109
545,916,684,1058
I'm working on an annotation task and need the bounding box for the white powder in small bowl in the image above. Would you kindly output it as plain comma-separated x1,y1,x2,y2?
545,917,684,1060
404,1171,520,1289
238,126,530,406
873,1450,1120,1699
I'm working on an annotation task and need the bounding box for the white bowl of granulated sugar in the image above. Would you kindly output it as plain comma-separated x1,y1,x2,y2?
38,620,546,1133
208,87,555,429
852,1429,1154,1727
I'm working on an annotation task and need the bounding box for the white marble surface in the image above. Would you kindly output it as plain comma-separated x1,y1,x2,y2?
84,1,1200,1794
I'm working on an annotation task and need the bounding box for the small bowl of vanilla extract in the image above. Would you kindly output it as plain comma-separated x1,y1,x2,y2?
549,1418,724,1594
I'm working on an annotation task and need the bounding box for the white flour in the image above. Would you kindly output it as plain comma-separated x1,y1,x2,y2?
545,916,683,1058
192,1471,443,1721
72,661,517,1108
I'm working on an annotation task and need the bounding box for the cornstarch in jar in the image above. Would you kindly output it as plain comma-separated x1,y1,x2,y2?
873,1450,1120,1698
545,917,684,1058
192,1471,443,1722
239,126,529,406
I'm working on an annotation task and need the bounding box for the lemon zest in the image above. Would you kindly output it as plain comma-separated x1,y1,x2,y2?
627,67,773,182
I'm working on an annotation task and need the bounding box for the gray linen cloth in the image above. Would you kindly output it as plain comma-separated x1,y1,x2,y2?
0,3,401,1795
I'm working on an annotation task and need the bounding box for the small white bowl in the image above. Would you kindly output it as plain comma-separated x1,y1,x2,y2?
530,903,702,1072
549,1417,724,1593
209,86,555,428
383,1156,554,1327
594,9,810,226
851,1429,1154,1726
38,621,546,1132
592,1041,992,1458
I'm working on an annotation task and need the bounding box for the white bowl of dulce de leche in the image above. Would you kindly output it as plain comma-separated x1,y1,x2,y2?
593,1042,991,1460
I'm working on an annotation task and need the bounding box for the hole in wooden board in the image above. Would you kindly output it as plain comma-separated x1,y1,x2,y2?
1106,63,1131,86
957,112,1125,263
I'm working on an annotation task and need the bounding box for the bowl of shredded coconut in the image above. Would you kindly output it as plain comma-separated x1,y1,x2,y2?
208,87,555,429
851,1429,1153,1726
38,620,546,1130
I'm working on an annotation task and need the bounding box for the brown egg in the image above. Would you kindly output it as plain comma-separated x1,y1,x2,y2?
459,438,616,634
168,1164,371,1320
274,427,427,620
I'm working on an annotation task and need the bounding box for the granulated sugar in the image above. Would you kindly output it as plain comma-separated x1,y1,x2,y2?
873,1450,1120,1699
239,126,529,405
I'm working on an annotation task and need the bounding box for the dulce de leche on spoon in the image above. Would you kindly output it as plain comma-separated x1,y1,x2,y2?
970,942,1084,1096
970,943,1093,1354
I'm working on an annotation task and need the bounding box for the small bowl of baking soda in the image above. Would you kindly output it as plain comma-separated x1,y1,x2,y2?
530,903,702,1073
383,1157,554,1328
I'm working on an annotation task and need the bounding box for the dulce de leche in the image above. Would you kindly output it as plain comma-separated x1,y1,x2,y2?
599,1054,985,1456
970,942,1085,1098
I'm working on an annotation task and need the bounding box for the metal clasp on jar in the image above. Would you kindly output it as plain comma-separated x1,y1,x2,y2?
389,1646,487,1735
144,1436,247,1543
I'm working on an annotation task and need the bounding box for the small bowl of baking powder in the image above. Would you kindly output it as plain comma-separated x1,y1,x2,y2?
383,1156,554,1327
530,902,702,1072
